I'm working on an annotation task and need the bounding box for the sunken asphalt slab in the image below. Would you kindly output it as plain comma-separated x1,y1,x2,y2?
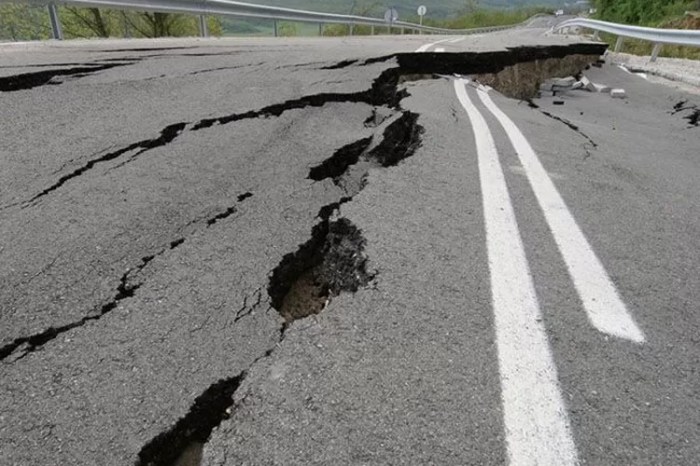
1,26,699,466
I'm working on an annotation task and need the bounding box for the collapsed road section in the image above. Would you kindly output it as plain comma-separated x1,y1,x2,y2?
0,42,608,466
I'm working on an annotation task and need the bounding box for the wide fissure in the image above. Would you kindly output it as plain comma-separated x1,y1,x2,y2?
16,44,605,206
0,63,130,92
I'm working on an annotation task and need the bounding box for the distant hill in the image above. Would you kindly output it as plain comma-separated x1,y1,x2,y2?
250,1,569,19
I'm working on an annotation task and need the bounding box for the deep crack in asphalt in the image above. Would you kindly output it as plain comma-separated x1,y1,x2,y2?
18,43,606,207
0,192,253,362
0,63,131,92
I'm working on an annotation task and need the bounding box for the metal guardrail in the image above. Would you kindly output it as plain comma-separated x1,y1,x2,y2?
2,0,533,40
554,17,700,61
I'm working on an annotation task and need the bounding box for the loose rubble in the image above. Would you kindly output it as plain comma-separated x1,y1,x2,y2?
539,74,623,100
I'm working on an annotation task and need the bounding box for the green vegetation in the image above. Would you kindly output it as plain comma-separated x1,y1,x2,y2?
0,3,222,41
0,1,572,41
439,6,552,29
591,0,700,59
592,0,698,26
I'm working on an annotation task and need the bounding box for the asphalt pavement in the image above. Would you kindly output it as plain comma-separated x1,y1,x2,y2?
1,20,698,466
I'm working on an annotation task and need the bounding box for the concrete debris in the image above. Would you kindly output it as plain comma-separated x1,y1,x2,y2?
539,74,620,101
550,76,577,87
611,88,627,99
579,75,596,92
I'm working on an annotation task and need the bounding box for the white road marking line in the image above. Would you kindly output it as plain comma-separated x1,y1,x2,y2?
435,47,446,52
448,37,465,43
476,87,645,344
415,37,455,52
617,64,632,74
454,78,579,466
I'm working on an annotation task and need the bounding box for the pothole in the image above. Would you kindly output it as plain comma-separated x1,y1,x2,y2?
268,218,373,324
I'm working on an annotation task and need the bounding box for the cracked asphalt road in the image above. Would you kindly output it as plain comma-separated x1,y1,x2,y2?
1,26,699,466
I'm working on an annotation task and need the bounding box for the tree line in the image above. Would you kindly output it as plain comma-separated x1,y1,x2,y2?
592,0,700,25
0,3,222,41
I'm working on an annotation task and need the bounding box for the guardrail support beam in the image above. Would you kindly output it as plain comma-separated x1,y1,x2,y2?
273,19,278,37
319,23,323,36
651,43,662,62
614,36,624,52
370,25,374,35
47,2,63,40
198,15,209,37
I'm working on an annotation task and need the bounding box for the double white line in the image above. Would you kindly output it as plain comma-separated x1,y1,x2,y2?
415,36,465,53
454,78,645,464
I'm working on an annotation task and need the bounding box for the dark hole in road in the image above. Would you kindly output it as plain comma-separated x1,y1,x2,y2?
308,111,423,188
685,109,700,127
268,218,372,324
673,100,688,112
308,136,373,183
136,374,244,466
237,192,253,202
366,112,422,167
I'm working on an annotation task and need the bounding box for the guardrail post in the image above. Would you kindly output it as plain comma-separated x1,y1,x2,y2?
651,43,662,62
349,24,354,36
614,36,624,52
198,15,209,37
592,30,599,40
371,25,374,35
400,27,404,35
319,23,323,36
47,2,63,40
273,19,278,37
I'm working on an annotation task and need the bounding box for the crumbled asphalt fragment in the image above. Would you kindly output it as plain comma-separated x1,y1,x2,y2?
136,374,245,466
0,63,129,92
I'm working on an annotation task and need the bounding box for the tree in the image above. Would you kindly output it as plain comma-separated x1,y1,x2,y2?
0,3,51,41
278,22,298,37
0,4,222,41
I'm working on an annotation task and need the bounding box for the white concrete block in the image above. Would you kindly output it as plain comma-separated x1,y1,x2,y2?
593,83,611,93
550,76,577,87
610,88,627,99
579,76,596,92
